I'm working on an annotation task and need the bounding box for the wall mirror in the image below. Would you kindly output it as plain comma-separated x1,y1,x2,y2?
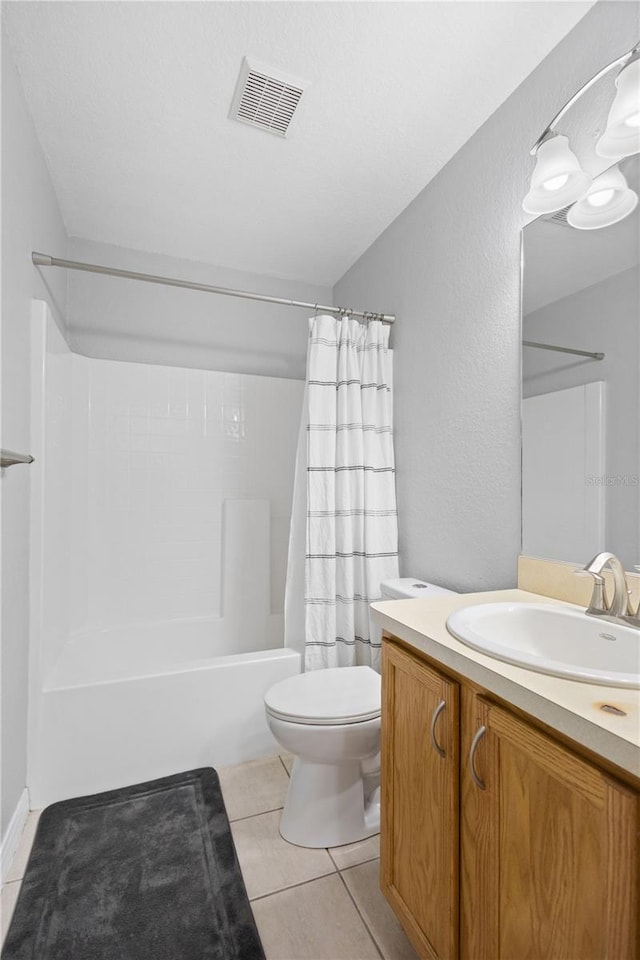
521,48,640,571
522,151,639,570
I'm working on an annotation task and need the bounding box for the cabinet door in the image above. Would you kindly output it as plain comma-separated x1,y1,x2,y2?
461,692,640,960
381,641,459,960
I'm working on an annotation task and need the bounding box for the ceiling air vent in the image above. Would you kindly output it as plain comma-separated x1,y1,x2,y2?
230,58,307,138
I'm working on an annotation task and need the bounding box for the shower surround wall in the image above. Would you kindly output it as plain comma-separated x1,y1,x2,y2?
29,301,302,805
72,351,301,638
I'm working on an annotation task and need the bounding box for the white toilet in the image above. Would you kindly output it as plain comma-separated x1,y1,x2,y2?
265,577,458,848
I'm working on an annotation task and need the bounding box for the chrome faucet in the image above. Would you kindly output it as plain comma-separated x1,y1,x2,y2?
578,552,640,628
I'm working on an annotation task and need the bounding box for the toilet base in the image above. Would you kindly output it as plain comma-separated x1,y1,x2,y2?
279,757,380,848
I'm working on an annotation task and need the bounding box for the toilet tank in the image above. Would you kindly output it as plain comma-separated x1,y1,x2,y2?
370,578,458,651
380,577,458,600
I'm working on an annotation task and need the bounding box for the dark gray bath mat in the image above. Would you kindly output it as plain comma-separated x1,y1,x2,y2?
2,768,265,960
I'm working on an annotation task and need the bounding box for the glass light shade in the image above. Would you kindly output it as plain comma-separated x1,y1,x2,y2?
523,135,591,214
567,166,638,229
596,58,640,159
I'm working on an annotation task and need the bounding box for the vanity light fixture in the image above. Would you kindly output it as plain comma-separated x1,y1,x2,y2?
567,165,638,229
596,55,640,159
522,134,591,214
524,42,639,216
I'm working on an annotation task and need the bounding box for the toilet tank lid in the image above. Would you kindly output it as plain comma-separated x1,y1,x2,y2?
380,578,458,599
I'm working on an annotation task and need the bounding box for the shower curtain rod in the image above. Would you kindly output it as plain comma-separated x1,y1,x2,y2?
32,252,396,324
523,340,604,361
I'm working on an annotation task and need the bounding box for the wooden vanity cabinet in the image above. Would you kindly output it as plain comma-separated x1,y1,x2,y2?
460,687,639,959
382,637,640,960
381,641,460,960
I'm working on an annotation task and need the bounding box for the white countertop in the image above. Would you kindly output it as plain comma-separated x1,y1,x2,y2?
371,588,640,780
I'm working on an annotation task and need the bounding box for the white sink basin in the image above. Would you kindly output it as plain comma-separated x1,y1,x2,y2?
446,603,640,688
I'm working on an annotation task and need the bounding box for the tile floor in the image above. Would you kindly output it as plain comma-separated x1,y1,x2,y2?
1,754,418,959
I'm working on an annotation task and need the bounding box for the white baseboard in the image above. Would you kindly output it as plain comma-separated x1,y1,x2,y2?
1,789,30,883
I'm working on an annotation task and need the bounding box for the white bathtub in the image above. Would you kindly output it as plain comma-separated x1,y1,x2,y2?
29,619,301,808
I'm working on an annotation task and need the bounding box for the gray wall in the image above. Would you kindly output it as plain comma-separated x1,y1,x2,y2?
67,238,330,381
1,28,68,837
523,267,640,570
334,1,639,593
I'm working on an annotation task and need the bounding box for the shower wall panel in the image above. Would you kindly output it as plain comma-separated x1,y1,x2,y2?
75,359,303,633
33,303,304,662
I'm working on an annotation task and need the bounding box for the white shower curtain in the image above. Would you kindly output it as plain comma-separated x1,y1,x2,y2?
285,314,399,673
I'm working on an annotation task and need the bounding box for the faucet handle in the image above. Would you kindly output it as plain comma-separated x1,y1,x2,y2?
582,552,630,618
574,566,608,614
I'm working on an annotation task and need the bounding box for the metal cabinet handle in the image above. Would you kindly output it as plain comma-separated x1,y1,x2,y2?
469,725,487,790
430,699,446,758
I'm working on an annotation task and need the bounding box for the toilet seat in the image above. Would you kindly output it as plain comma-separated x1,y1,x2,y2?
264,666,381,726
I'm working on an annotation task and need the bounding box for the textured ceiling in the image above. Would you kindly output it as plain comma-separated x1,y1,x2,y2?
3,1,594,285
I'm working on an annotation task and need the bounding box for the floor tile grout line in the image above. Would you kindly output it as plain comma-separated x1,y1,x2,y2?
1,881,22,951
231,809,379,868
228,805,284,825
249,865,387,958
4,820,39,885
248,867,338,904
336,868,385,960
278,755,291,778
5,851,34,885
334,852,379,870
327,848,339,871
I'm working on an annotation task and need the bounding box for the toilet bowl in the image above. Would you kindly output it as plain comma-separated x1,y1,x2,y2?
266,578,458,848
265,666,381,848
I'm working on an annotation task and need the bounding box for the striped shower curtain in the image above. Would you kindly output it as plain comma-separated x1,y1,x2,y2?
287,314,399,673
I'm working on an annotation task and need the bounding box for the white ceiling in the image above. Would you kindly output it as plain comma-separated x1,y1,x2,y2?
3,1,594,286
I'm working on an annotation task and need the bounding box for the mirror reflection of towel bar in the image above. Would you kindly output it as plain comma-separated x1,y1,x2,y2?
523,340,604,361
1,449,35,468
